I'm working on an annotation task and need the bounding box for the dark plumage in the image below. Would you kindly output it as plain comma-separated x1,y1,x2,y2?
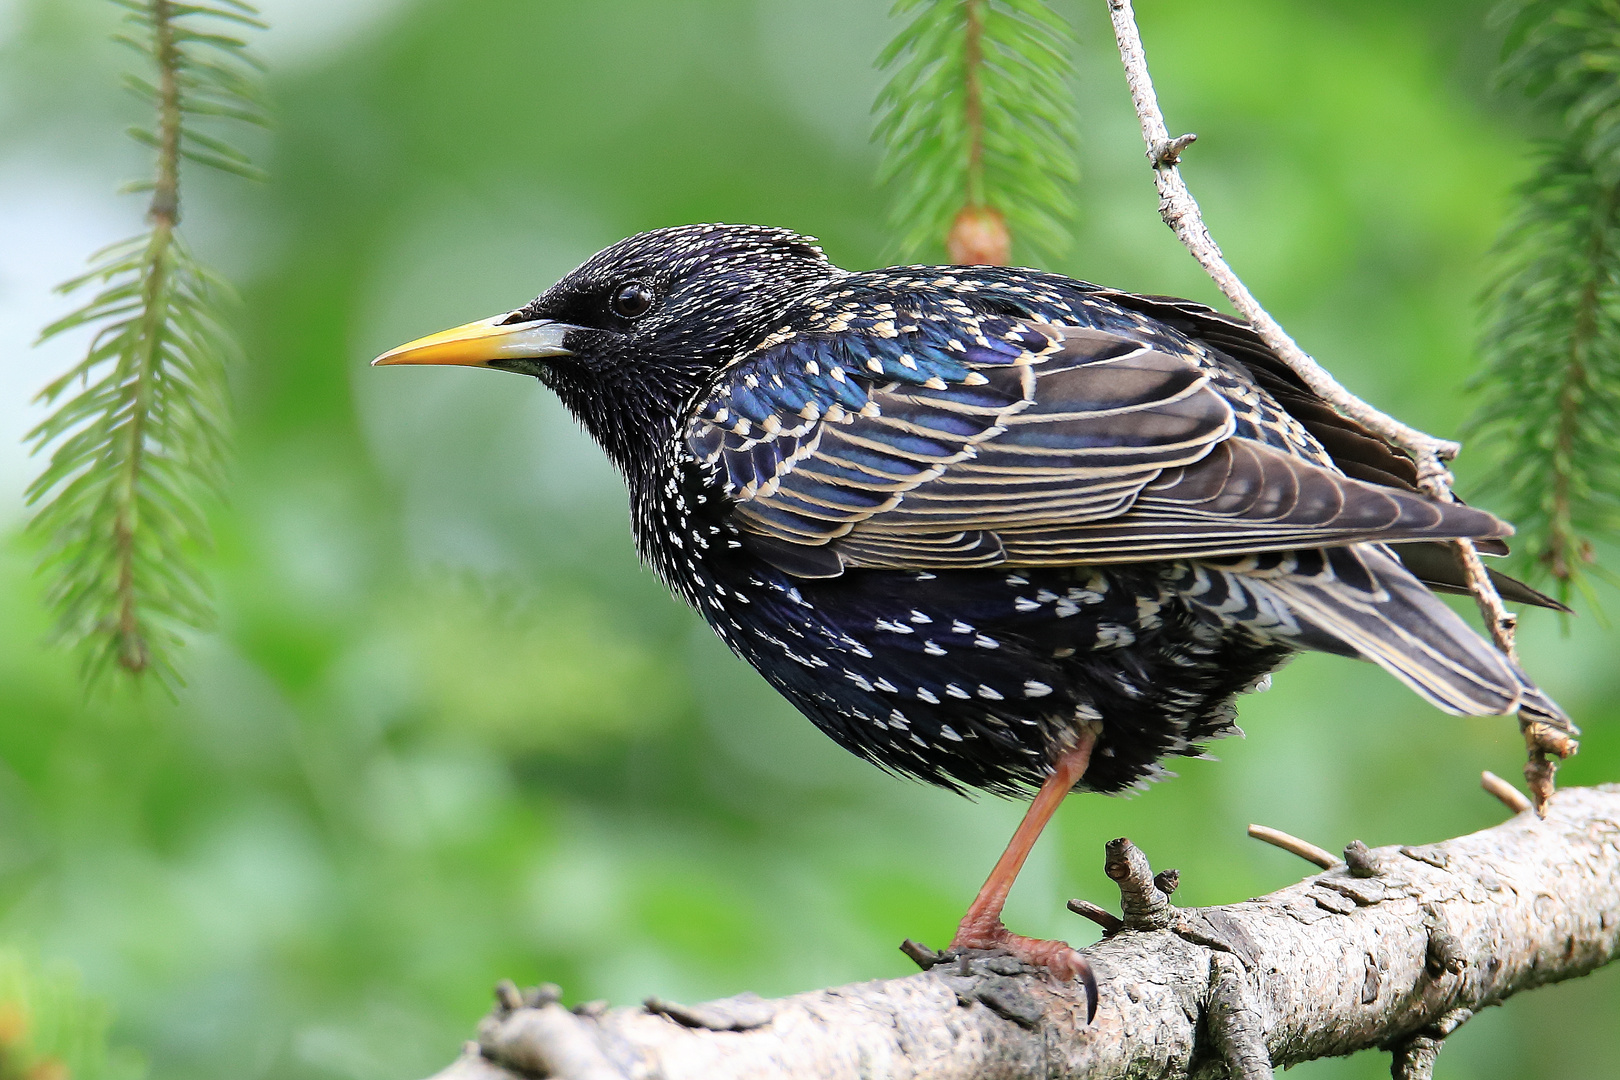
376,223,1573,991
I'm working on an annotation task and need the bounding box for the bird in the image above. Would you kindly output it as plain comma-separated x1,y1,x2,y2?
375,222,1572,1014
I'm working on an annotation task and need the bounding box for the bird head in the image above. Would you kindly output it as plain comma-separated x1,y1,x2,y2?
375,223,837,476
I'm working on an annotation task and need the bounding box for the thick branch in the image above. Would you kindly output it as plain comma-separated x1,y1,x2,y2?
424,785,1620,1080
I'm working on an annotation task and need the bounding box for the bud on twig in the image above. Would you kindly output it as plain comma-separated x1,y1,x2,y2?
947,205,1011,265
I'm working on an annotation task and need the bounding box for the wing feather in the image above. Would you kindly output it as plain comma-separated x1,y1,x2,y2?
685,316,1508,578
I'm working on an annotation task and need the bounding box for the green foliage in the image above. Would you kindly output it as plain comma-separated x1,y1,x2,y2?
874,0,1080,264
0,951,143,1080
2,3,1618,1080
25,0,266,683
114,0,270,185
1470,0,1620,600
28,236,235,684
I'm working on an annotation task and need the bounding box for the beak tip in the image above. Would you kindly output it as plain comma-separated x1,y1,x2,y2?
369,315,576,370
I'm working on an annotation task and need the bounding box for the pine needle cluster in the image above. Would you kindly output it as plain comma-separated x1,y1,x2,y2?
26,0,266,684
1471,0,1620,603
874,0,1081,266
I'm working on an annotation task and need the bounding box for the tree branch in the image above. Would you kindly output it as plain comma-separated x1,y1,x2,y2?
422,783,1620,1080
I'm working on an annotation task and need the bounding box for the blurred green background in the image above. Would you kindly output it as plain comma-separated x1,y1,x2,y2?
0,0,1616,1077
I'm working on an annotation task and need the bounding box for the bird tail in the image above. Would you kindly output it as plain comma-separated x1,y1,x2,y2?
1184,545,1574,730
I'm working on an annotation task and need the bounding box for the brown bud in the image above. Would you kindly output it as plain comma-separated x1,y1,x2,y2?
947,205,1011,266
0,1000,27,1048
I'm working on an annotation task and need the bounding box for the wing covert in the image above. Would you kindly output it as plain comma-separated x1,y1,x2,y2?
684,314,1505,578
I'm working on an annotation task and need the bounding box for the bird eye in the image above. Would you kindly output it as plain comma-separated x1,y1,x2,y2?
610,281,655,320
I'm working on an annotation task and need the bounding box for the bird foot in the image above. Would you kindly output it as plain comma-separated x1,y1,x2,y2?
949,916,1097,1019
951,919,1089,981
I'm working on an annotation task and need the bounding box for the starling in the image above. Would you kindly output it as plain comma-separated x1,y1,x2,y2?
376,224,1571,1007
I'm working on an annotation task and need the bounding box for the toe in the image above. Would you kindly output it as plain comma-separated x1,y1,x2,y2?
998,934,1099,1021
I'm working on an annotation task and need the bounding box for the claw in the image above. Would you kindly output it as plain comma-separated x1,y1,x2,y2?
1026,940,1097,1020
950,920,1099,1022
1078,956,1098,1023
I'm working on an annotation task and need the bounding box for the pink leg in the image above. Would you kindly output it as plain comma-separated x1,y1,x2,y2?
950,731,1097,991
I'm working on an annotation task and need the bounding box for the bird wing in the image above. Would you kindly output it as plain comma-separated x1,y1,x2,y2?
1085,288,1582,609
685,310,1506,578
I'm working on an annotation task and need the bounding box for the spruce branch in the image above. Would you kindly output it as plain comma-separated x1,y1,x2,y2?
875,0,1081,265
25,0,266,684
1470,0,1620,603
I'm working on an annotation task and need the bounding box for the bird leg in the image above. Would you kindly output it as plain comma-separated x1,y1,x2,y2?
950,730,1097,988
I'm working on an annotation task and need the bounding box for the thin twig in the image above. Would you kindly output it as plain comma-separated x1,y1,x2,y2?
1454,541,1518,659
1481,770,1532,815
1067,899,1124,933
110,0,186,673
1207,953,1273,1080
1104,0,1555,801
1104,0,1459,487
1391,1008,1472,1080
899,938,942,969
945,0,1013,266
1247,825,1338,869
1390,1034,1443,1080
962,0,986,209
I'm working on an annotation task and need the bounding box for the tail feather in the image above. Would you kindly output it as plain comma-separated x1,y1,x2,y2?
1390,541,1570,613
1184,545,1574,731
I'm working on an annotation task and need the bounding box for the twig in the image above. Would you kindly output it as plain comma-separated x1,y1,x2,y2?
1481,770,1532,814
1453,542,1519,658
962,0,986,209
1389,1007,1472,1080
944,0,1014,266
1104,0,1460,488
899,938,942,969
1067,898,1124,934
1104,0,1560,804
1248,824,1338,869
107,0,186,674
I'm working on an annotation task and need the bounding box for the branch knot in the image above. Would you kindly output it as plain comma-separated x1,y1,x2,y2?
1105,838,1177,931
1151,132,1197,168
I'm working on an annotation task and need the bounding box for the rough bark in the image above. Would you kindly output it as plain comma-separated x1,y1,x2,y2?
422,784,1620,1080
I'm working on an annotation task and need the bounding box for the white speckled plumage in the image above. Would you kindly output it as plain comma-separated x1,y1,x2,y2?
469,223,1571,796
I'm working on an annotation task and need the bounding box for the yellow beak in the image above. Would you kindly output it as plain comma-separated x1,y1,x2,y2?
372,314,579,367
